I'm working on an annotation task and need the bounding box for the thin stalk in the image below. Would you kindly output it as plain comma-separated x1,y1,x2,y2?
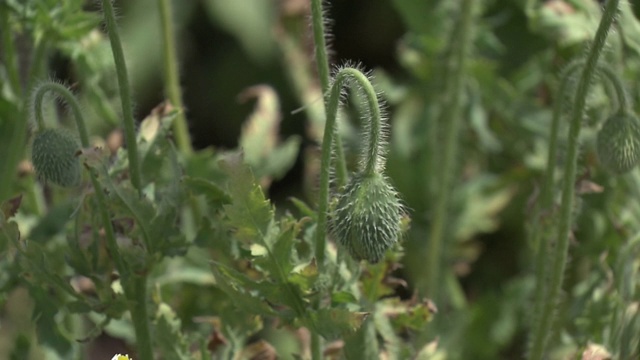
157,0,192,155
315,67,383,270
127,275,154,360
31,81,153,359
310,0,347,187
528,1,620,358
529,61,584,348
30,81,127,273
26,36,48,92
425,0,478,300
100,0,142,194
0,5,26,204
0,4,21,95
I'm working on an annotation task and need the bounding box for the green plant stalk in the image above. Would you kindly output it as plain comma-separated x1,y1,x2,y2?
101,0,142,194
26,37,49,92
0,5,21,95
31,82,153,360
158,0,192,155
528,60,625,353
31,82,127,271
312,67,383,360
310,0,347,187
528,1,620,358
529,61,584,348
425,0,477,300
0,5,26,204
127,275,154,360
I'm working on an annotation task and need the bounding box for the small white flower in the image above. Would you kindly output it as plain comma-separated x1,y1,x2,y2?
111,355,132,360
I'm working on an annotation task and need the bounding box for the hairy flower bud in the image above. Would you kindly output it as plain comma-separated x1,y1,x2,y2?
32,128,81,187
596,112,640,174
330,172,403,263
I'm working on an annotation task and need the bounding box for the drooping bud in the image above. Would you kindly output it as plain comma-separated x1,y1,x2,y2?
596,112,640,174
330,172,403,263
31,128,81,187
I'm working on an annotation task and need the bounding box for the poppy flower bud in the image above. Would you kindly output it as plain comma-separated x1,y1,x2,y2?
32,128,81,187
596,112,640,174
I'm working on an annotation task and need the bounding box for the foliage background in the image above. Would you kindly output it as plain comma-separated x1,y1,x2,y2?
2,0,640,359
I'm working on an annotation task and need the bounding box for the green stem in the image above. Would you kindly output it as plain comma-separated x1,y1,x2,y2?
30,81,127,273
30,81,153,359
528,1,620,359
101,0,142,194
310,0,347,187
315,67,384,270
157,0,193,155
0,5,26,204
26,36,48,92
425,0,477,301
127,275,154,360
0,4,21,95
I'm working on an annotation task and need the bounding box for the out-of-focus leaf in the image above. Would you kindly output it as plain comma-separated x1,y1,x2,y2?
183,176,231,208
527,0,599,46
29,284,72,355
155,303,192,360
453,176,515,242
203,0,276,61
238,85,300,182
27,200,76,243
310,308,368,339
1,194,22,219
288,260,318,293
617,1,640,57
239,340,277,360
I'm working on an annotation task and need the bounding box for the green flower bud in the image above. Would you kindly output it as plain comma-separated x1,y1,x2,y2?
32,128,81,187
330,172,403,263
596,112,640,174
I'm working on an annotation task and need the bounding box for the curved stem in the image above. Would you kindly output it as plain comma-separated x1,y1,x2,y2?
158,0,193,155
528,1,621,358
101,0,142,194
30,80,127,274
426,0,478,301
314,66,384,271
30,81,153,359
310,0,347,187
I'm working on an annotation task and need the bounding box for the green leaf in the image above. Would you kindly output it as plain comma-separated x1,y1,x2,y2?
211,262,276,317
309,308,368,339
27,200,76,243
219,157,273,244
155,303,192,360
183,176,232,208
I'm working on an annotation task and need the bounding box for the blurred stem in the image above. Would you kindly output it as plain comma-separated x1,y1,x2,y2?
528,1,620,359
26,36,48,91
310,0,347,187
101,0,142,195
0,5,26,204
158,0,193,155
425,0,478,301
0,4,21,95
127,275,153,360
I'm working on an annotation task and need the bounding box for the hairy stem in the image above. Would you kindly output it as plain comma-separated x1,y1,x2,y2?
158,0,193,155
127,275,154,360
31,81,153,359
426,0,478,301
528,1,620,358
310,0,347,187
315,67,383,270
101,0,142,194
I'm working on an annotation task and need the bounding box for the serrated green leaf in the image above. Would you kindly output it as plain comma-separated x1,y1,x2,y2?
211,262,276,317
310,308,368,339
155,303,192,360
331,291,358,305
219,158,273,244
